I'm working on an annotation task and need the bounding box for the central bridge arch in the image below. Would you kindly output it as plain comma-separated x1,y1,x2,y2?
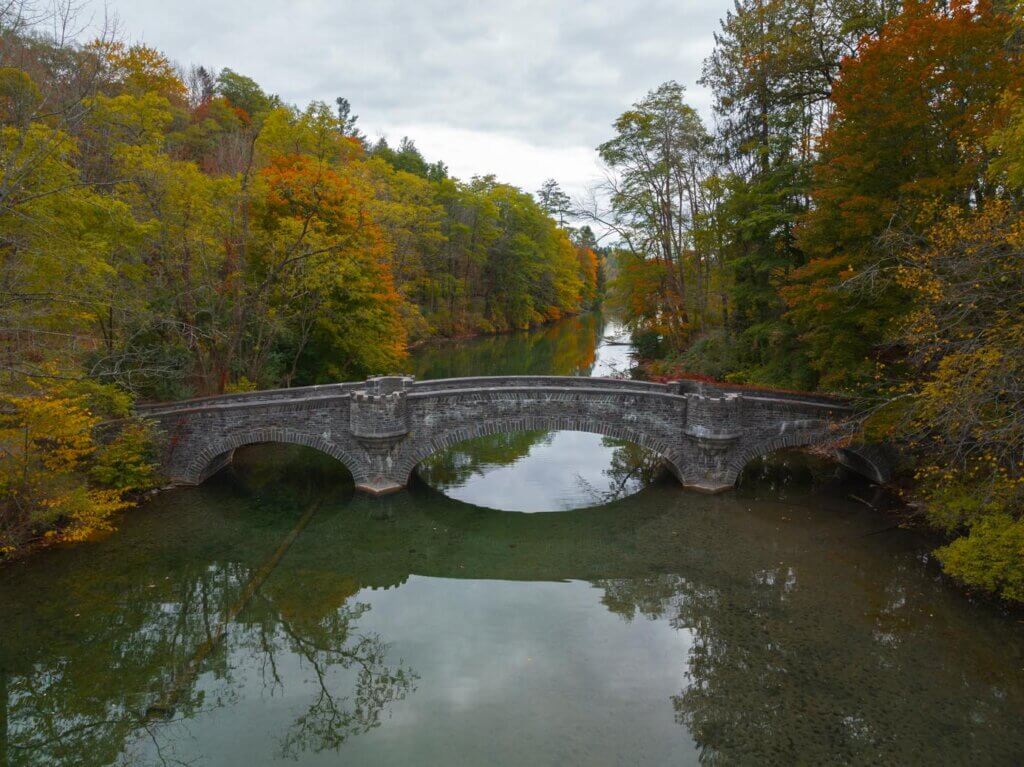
387,382,688,491
391,413,684,487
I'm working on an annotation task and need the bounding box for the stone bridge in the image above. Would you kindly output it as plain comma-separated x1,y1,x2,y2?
136,375,889,495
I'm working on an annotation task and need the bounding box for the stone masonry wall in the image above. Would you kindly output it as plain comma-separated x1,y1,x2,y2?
137,376,874,495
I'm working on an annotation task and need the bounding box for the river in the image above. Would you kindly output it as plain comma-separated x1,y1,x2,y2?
1,314,1022,766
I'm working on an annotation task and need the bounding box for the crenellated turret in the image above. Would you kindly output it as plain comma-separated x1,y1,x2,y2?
350,376,414,441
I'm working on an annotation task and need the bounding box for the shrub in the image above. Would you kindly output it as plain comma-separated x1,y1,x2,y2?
0,382,159,555
937,514,1024,603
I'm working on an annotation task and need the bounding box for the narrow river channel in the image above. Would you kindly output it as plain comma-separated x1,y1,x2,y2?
1,314,1022,766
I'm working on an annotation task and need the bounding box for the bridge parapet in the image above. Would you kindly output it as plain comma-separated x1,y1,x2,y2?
670,378,852,410
408,375,670,395
135,381,363,416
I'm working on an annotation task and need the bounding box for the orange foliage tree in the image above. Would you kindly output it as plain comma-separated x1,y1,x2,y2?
258,153,407,382
784,0,1021,392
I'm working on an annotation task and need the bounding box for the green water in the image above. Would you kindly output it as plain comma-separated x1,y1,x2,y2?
1,315,1023,766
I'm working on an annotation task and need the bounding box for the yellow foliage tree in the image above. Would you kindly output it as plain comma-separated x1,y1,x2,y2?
891,199,1024,600
101,42,187,104
0,382,157,554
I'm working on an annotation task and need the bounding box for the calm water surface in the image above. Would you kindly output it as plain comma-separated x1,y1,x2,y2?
1,314,1023,766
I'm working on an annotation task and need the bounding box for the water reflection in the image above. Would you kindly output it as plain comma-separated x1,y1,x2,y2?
416,431,664,512
4,309,1024,766
413,314,652,511
2,446,1022,765
409,313,606,380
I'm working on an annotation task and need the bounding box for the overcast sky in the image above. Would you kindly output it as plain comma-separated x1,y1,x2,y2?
86,0,730,200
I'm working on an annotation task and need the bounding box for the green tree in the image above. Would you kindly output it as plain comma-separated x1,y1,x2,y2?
588,81,719,348
216,68,278,120
698,0,894,387
536,178,571,227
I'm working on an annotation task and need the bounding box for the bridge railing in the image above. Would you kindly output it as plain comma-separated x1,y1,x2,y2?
670,379,852,410
134,381,365,415
133,374,852,418
409,375,670,393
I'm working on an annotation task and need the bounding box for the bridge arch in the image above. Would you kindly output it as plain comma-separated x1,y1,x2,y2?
393,413,685,486
718,430,891,488
181,428,369,486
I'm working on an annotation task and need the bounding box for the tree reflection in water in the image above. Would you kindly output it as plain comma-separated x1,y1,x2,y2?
575,439,667,505
250,595,416,761
0,447,417,767
416,430,554,489
587,460,1024,764
409,312,602,380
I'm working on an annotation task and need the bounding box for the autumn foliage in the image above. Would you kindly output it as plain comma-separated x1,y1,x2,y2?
0,16,596,556
0,382,157,553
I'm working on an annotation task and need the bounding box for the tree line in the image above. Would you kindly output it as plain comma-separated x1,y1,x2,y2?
590,0,1023,601
0,3,601,553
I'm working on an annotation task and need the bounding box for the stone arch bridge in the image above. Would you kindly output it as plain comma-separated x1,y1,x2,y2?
136,375,889,495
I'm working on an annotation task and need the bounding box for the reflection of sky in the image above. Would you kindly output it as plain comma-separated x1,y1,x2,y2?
351,578,698,765
435,431,629,512
590,320,635,378
161,578,698,766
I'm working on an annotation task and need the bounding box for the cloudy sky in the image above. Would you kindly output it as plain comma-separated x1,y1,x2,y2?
86,0,730,199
